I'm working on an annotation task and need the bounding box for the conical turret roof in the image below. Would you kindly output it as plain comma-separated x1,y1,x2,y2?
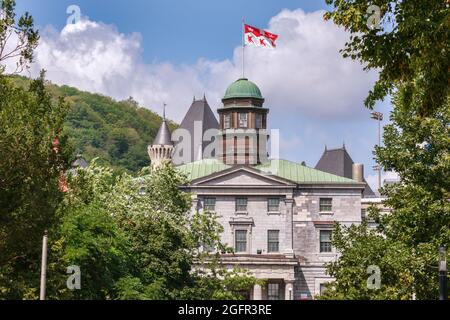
153,119,173,146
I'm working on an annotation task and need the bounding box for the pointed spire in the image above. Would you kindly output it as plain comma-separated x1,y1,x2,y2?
153,103,172,146
203,93,207,102
343,141,346,149
193,95,196,102
325,145,328,152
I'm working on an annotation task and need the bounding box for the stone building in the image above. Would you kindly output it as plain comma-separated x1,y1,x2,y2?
149,78,370,300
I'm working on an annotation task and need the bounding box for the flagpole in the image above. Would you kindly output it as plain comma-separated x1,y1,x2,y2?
242,18,245,78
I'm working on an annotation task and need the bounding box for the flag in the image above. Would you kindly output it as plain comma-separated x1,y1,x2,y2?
244,24,278,49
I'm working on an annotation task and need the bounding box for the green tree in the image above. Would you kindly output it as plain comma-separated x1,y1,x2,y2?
322,0,449,299
45,164,131,300
0,71,71,298
46,162,257,300
108,163,258,300
0,0,39,73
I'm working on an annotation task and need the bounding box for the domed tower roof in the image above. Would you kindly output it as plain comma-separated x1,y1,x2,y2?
153,120,173,146
223,78,264,100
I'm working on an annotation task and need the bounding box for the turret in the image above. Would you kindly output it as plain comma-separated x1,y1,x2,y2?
148,104,174,168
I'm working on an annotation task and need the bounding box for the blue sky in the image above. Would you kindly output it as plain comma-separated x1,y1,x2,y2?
14,0,393,191
17,0,327,63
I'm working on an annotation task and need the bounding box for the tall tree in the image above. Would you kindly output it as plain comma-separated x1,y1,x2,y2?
0,72,71,298
0,0,71,299
322,0,449,299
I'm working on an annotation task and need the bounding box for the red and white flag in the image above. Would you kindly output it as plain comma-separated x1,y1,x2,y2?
244,24,278,49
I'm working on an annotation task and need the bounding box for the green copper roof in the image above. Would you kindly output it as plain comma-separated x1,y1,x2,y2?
223,78,263,100
177,159,231,181
255,159,357,184
177,159,357,184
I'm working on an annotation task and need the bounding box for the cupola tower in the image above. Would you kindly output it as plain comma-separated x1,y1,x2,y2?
217,78,269,165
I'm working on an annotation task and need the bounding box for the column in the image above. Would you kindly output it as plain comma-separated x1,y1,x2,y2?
284,198,294,258
285,281,294,300
253,284,262,300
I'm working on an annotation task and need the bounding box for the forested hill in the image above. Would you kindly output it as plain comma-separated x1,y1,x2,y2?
11,76,177,173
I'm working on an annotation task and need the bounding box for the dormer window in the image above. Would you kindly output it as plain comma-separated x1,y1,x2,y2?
238,113,248,128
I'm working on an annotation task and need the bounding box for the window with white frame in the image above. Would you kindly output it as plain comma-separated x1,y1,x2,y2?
204,197,216,211
320,230,332,253
234,230,247,253
238,113,248,128
267,198,280,212
235,198,248,212
319,198,333,212
267,230,280,253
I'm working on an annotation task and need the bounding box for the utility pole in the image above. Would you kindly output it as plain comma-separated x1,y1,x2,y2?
439,246,447,300
371,112,383,193
40,231,48,300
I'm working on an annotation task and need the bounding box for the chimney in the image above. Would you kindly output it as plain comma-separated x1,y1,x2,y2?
352,163,364,182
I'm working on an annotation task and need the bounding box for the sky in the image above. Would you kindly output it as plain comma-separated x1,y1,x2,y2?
12,0,395,192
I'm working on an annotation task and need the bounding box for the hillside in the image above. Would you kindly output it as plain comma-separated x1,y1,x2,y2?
11,76,177,172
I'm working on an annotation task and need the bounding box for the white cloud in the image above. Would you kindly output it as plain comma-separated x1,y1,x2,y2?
17,8,377,124
236,9,378,119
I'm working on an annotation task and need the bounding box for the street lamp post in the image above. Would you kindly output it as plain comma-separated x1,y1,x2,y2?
371,112,383,193
40,231,48,300
439,246,447,300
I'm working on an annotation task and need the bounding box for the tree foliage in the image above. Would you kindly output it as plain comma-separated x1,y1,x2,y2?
322,0,449,300
0,71,72,298
324,0,449,113
9,75,177,173
0,0,39,73
44,162,257,300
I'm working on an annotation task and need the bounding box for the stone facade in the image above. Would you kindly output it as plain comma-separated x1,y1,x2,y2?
185,166,364,300
149,77,368,300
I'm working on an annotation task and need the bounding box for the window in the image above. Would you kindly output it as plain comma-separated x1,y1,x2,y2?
320,230,332,253
224,114,231,129
319,198,333,212
202,243,214,253
235,230,247,253
204,197,216,211
361,209,366,221
319,283,328,295
268,230,280,253
267,198,280,212
268,283,280,300
255,114,263,129
238,113,248,128
236,198,248,212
